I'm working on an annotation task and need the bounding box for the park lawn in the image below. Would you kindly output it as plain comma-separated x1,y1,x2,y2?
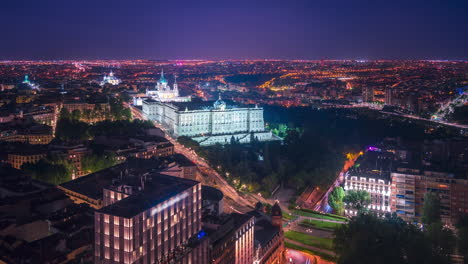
284,241,337,262
293,209,348,222
300,219,343,231
284,230,334,250
282,212,295,221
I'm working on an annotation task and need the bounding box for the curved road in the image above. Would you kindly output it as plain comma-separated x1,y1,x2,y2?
126,102,254,211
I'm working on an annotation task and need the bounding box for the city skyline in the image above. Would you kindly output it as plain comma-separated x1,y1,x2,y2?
1,0,467,60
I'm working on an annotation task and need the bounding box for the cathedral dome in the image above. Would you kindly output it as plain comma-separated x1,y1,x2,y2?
213,95,226,110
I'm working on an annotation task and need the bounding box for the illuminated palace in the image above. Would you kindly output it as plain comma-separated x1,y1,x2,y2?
142,95,277,146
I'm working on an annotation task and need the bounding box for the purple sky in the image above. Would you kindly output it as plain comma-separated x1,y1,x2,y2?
1,0,467,60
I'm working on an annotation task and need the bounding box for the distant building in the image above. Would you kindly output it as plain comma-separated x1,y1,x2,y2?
145,70,191,102
384,87,395,105
100,71,121,86
0,122,53,145
142,96,277,146
7,149,46,169
362,87,374,102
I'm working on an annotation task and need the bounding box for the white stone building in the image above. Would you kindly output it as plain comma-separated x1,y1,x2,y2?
142,96,277,146
145,70,191,102
100,71,121,86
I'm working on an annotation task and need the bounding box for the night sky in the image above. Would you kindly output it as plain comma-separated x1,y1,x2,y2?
1,0,467,60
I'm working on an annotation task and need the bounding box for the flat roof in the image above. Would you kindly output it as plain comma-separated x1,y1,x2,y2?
97,173,199,218
59,158,166,200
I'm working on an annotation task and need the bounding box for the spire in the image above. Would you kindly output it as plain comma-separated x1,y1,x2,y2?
159,69,167,84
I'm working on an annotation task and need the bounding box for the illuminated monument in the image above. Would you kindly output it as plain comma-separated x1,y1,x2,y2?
100,71,121,86
146,70,191,102
142,94,278,146
21,75,40,90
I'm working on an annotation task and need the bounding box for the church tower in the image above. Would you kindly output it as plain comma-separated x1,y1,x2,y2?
271,201,282,229
173,75,179,96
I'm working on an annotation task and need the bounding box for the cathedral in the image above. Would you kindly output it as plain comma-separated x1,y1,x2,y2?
145,70,191,102
100,71,121,86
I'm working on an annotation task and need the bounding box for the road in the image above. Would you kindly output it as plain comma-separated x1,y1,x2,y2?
381,110,468,130
126,102,255,212
285,249,315,264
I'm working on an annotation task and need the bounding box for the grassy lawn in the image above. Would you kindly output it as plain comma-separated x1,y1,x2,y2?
293,209,348,222
300,219,343,231
285,241,337,262
282,212,295,221
284,230,334,250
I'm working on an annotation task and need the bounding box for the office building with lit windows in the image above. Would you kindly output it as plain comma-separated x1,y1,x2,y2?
94,173,208,264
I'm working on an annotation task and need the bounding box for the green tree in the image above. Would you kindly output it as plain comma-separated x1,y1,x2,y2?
334,213,454,264
343,190,371,211
71,109,81,121
21,158,73,185
422,192,441,225
177,136,200,150
329,186,345,215
59,108,71,120
122,108,132,120
81,153,117,174
456,215,468,262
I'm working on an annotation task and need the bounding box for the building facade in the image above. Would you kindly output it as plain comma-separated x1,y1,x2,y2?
142,96,276,146
145,70,190,103
390,168,468,225
94,174,207,264
344,173,391,215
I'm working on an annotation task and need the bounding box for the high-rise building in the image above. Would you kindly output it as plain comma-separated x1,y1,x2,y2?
94,173,207,264
384,87,395,105
362,87,374,102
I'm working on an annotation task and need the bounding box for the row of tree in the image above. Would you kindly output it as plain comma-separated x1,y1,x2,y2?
331,187,468,263
334,213,458,264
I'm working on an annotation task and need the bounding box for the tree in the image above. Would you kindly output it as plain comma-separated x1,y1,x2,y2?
55,118,90,143
81,153,117,174
122,108,132,120
21,158,73,185
334,213,455,264
343,190,371,211
177,136,200,150
329,186,345,215
59,108,71,120
71,109,81,121
456,214,468,262
422,192,441,225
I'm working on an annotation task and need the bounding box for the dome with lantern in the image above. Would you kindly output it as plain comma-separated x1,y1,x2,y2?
213,94,226,110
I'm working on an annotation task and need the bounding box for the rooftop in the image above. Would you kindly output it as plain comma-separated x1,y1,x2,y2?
97,173,199,218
